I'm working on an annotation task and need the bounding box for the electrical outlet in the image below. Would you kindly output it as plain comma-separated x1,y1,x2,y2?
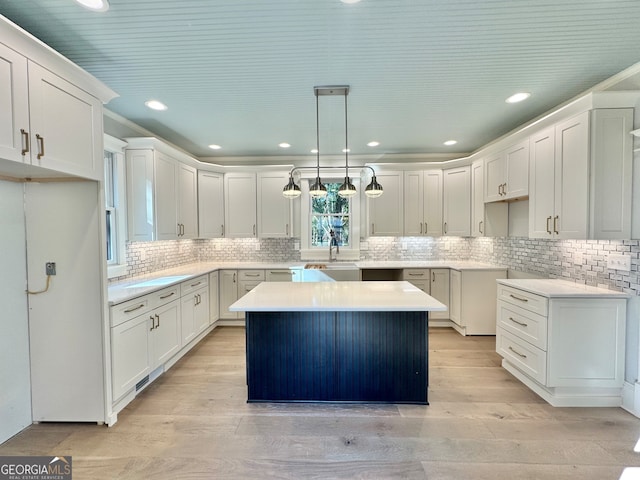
443,241,450,251
608,254,631,272
254,243,261,251
401,242,408,250
574,252,583,265
45,262,56,275
294,242,300,250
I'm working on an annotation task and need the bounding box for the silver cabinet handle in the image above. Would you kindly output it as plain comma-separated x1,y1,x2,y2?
245,273,260,277
408,272,424,277
190,281,202,287
221,224,225,237
444,222,448,234
424,221,427,234
124,303,145,313
479,221,483,235
432,272,435,282
546,216,552,235
20,128,29,156
150,315,155,331
419,222,423,235
233,273,236,283
253,224,256,236
177,223,181,236
508,346,527,359
553,215,559,235
509,316,528,327
269,271,293,275
498,184,502,196
371,223,375,235
503,183,507,195
160,292,175,299
155,313,160,329
509,294,529,303
286,223,289,236
35,133,45,159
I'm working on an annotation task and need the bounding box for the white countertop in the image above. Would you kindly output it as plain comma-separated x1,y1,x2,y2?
107,260,506,305
228,281,448,312
497,279,629,298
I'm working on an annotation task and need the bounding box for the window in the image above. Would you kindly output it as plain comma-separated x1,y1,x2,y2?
104,135,128,278
300,176,361,260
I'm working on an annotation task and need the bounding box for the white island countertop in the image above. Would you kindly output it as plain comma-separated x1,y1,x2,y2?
229,281,448,312
497,279,630,298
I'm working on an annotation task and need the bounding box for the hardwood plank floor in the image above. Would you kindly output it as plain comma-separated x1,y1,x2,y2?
2,326,640,479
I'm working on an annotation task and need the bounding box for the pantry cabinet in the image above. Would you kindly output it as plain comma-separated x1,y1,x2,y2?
0,43,105,179
529,108,633,240
257,171,292,238
198,171,225,238
368,171,403,236
443,166,470,236
225,173,257,238
403,170,443,237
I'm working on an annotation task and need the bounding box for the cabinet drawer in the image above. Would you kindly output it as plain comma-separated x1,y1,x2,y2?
239,280,262,296
266,269,296,282
497,284,548,316
111,295,153,327
497,300,548,351
149,285,181,308
497,328,547,384
402,269,429,280
180,275,209,296
239,269,265,281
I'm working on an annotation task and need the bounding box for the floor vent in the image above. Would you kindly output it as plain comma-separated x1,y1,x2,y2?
135,375,149,391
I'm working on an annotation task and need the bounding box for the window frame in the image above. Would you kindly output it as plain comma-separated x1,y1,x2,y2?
104,134,128,279
300,173,361,261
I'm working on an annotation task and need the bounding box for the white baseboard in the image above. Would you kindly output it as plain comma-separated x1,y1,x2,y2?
622,381,640,418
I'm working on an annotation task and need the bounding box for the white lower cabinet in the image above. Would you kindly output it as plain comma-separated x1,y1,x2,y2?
150,299,182,368
429,269,450,321
449,269,507,335
402,268,430,294
111,313,152,402
219,269,264,320
496,281,627,407
209,271,220,324
180,275,210,345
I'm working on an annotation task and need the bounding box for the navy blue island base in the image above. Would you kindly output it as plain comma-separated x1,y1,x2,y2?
245,310,428,404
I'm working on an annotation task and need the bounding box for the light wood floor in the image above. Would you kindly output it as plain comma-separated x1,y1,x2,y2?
2,327,640,479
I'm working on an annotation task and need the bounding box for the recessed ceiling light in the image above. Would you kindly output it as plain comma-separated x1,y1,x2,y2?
341,0,362,3
208,144,221,150
367,141,380,147
145,100,168,111
75,0,109,12
279,143,291,148
311,149,319,154
505,92,531,104
444,140,457,146
342,148,351,153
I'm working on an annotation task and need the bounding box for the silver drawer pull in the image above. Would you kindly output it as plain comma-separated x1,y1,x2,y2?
270,271,292,275
408,273,424,276
509,317,528,327
190,281,202,287
245,273,260,277
160,292,176,299
508,346,527,359
124,303,145,313
509,294,529,302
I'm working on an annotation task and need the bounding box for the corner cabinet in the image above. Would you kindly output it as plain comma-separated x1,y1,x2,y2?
368,171,404,236
529,108,633,240
257,172,292,238
496,281,627,407
403,170,443,237
0,43,107,180
198,171,225,238
224,173,257,238
443,166,471,236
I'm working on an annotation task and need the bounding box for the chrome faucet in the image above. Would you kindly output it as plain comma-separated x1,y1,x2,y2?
329,229,339,262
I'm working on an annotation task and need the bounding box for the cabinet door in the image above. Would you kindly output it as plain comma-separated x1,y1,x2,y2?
403,170,424,236
471,160,484,237
504,140,529,199
150,300,181,368
111,314,151,400
554,112,589,239
0,44,29,163
154,152,178,240
430,269,450,320
198,171,225,238
180,294,197,346
27,61,103,180
219,270,239,319
126,149,155,241
177,162,198,239
368,171,403,236
449,270,462,326
484,152,504,202
209,271,220,324
423,170,443,236
257,172,291,238
528,127,555,239
225,173,257,238
443,166,470,236
194,287,210,335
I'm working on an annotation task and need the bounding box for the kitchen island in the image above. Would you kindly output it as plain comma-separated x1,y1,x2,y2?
230,281,446,404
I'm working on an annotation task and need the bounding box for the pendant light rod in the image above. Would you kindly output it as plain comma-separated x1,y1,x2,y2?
287,165,377,178
315,92,320,178
344,91,349,178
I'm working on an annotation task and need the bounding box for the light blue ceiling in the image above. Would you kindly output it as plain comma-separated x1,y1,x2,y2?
2,0,640,161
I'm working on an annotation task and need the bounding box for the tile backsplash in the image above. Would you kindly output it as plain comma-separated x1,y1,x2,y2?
112,236,640,296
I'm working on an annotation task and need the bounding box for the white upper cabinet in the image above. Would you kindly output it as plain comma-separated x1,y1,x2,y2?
257,171,291,238
471,161,484,237
484,139,529,202
0,45,104,180
198,171,225,238
154,152,178,240
224,172,257,238
403,169,443,237
443,166,471,236
368,171,403,236
177,162,198,239
529,126,557,238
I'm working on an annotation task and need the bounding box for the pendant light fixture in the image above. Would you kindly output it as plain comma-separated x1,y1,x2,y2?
283,85,383,199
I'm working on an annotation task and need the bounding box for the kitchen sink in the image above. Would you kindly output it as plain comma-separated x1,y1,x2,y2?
304,262,358,270
302,263,360,281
